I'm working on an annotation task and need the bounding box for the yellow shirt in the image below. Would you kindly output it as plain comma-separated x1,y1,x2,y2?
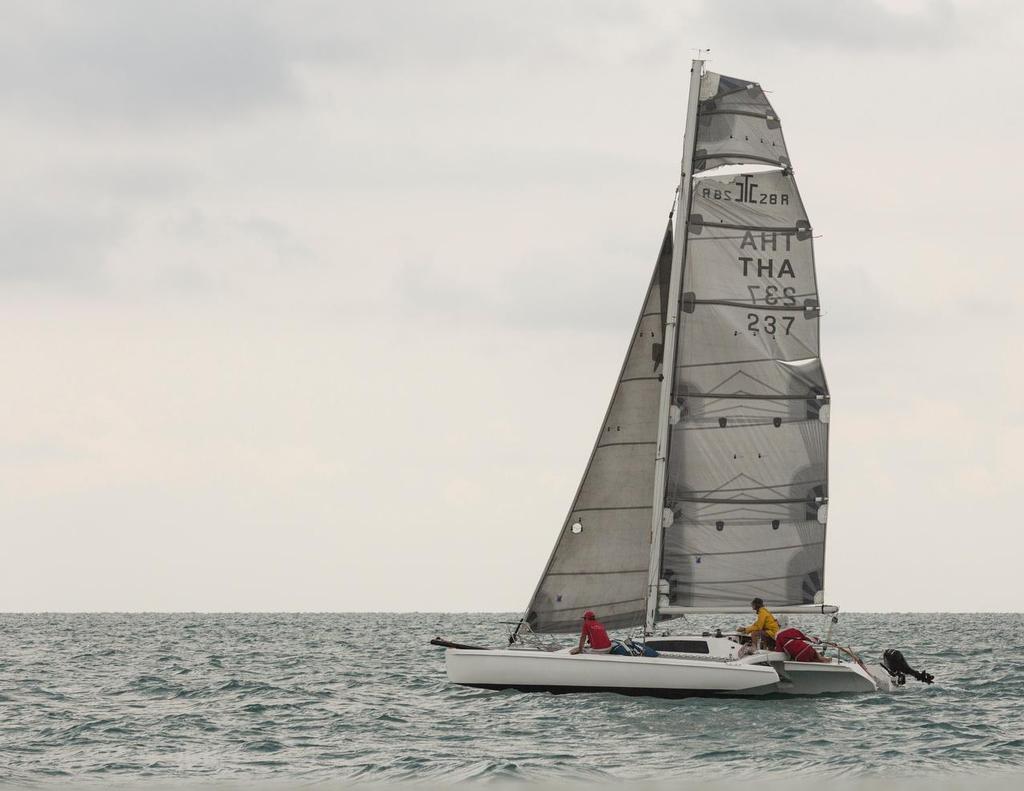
743,607,780,639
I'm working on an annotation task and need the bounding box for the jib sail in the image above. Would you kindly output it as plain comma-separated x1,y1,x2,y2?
523,226,673,633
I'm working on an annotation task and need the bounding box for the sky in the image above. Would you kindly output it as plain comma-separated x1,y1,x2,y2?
2,0,1022,612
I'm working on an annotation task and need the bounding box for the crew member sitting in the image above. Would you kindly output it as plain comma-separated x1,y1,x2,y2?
569,610,612,654
737,597,780,650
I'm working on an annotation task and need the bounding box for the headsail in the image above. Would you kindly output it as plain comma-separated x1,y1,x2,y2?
523,226,673,633
660,72,829,611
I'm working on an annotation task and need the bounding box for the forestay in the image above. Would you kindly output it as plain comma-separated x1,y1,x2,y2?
661,72,829,610
523,227,673,633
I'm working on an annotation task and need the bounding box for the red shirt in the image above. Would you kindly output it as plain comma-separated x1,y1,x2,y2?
582,620,611,650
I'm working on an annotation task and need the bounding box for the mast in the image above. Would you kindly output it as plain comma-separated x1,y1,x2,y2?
644,59,704,634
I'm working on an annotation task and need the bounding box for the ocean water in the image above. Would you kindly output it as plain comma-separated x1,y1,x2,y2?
0,612,1021,787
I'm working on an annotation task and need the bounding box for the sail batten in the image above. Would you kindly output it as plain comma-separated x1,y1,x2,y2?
547,569,649,576
675,497,819,505
691,301,814,311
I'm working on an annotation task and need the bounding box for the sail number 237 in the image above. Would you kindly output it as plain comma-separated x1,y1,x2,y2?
746,314,795,336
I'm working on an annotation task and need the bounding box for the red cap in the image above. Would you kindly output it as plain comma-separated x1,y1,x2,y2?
583,610,596,620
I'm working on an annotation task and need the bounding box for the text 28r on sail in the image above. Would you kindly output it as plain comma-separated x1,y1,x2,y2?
701,173,790,204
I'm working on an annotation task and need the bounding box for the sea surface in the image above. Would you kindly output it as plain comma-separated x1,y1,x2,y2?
0,612,1022,788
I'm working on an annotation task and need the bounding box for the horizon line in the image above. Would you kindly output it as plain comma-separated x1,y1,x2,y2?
0,609,1018,615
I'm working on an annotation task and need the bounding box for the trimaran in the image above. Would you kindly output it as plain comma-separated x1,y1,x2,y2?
433,60,932,697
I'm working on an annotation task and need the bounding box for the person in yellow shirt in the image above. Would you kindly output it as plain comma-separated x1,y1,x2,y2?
737,598,780,650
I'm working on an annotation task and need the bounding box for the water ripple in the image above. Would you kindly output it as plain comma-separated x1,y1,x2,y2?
0,612,1021,786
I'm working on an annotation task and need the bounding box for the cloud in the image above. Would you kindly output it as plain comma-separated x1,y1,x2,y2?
102,208,318,299
276,0,681,70
270,0,970,79
0,202,125,288
1,0,1021,612
0,0,982,137
0,1,297,125
394,222,669,334
700,0,963,52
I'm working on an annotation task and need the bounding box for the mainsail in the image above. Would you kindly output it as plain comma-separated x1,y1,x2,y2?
661,72,829,610
522,66,829,634
524,226,672,633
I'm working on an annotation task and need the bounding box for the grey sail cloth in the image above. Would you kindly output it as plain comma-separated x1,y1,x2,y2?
694,72,790,172
524,225,673,633
661,76,829,610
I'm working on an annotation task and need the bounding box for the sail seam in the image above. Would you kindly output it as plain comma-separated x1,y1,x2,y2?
537,596,646,611
546,569,648,576
683,572,815,585
678,357,778,369
684,479,823,494
681,541,824,557
597,441,656,448
696,471,815,495
536,598,647,614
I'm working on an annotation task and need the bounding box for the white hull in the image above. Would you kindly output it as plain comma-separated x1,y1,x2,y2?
446,648,779,696
445,645,881,698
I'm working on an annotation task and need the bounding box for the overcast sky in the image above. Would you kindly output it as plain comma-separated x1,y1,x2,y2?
2,0,1021,612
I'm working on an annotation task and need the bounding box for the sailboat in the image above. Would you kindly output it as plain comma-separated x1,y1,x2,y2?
434,60,919,696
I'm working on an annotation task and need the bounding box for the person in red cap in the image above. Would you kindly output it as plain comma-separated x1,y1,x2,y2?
569,610,613,654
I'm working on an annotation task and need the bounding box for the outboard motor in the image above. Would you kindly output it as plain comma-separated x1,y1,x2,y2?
881,648,934,686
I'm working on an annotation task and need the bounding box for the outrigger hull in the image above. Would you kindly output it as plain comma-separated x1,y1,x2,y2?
763,659,880,694
445,648,880,697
